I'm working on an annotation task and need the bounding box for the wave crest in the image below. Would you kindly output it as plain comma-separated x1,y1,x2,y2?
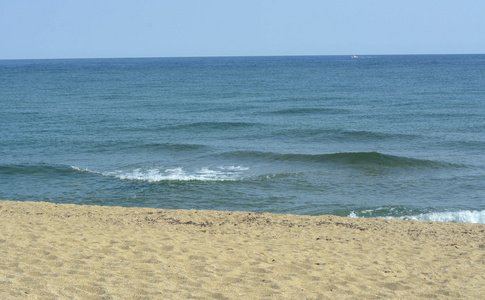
398,210,485,223
72,166,249,182
349,208,485,224
221,151,456,169
1,164,80,175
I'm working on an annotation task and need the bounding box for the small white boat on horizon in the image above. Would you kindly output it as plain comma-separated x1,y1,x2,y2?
351,55,358,58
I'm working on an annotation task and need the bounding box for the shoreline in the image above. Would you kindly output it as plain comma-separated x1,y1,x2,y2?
1,200,484,298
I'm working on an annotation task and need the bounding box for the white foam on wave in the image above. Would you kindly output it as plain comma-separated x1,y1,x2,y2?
397,210,485,224
106,165,248,182
222,165,249,171
348,211,359,218
71,166,92,173
349,209,485,224
71,165,249,182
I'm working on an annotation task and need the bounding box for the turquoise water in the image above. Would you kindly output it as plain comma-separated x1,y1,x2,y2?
1,55,484,223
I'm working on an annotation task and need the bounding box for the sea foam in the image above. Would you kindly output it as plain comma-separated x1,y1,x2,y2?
74,166,249,182
397,210,485,224
349,209,485,224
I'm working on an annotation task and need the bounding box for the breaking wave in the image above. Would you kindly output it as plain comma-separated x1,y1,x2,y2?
72,165,249,182
349,208,485,224
220,151,458,169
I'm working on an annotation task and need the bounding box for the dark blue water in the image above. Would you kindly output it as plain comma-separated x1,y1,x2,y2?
1,55,484,222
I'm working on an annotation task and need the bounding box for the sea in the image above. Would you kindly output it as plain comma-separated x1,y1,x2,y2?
1,55,484,223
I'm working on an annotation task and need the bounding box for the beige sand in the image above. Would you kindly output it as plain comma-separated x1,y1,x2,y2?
1,200,484,299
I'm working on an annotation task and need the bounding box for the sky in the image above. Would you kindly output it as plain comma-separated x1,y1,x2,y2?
1,0,484,59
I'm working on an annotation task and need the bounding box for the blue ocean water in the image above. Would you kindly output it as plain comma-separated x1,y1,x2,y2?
1,55,484,223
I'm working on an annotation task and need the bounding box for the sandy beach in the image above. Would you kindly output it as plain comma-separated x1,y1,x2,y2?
1,200,484,299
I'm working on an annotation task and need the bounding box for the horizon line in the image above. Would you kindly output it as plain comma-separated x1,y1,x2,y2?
1,53,484,61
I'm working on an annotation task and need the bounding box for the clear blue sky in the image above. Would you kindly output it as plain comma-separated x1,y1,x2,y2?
1,0,484,59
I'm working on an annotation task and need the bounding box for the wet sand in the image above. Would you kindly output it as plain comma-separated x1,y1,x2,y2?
1,200,484,299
